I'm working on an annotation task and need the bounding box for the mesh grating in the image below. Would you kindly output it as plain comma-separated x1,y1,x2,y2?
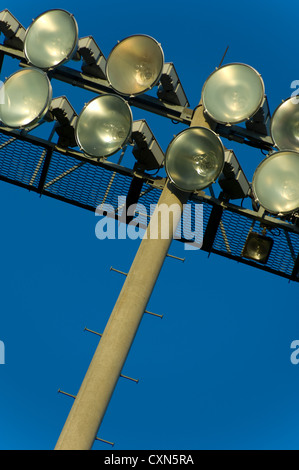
0,133,46,188
0,128,298,282
212,208,299,278
44,150,134,210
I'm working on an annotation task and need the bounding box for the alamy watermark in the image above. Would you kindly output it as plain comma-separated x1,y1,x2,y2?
290,340,299,365
0,340,4,365
95,196,203,250
290,80,299,104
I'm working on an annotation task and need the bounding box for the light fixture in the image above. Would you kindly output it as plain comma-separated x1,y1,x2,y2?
0,67,77,146
242,231,273,264
165,127,225,192
24,9,78,70
252,150,299,215
75,94,133,158
0,67,52,129
75,96,164,167
218,149,250,199
0,9,26,50
202,63,265,125
106,34,164,96
270,97,299,151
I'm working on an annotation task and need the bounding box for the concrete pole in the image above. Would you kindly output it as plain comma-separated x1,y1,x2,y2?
55,179,189,450
55,100,212,450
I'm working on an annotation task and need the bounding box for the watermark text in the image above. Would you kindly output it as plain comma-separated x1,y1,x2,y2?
0,340,4,365
290,340,299,365
95,196,203,251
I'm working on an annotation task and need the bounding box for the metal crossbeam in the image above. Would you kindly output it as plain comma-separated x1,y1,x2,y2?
0,111,298,284
0,128,298,277
0,127,298,241
0,44,280,151
0,44,192,125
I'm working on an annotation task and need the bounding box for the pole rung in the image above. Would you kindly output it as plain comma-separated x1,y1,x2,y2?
166,253,185,262
58,389,76,399
144,309,163,319
110,266,128,276
84,327,102,337
95,436,114,446
120,373,139,383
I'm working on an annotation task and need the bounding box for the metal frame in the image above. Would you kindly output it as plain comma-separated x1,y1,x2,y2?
0,44,275,150
0,41,298,282
0,28,299,450
0,126,298,282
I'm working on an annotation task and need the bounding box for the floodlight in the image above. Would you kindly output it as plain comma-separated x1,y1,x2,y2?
75,94,133,158
0,9,26,50
0,67,52,129
24,9,78,70
106,34,164,96
271,97,299,151
252,150,299,215
165,127,225,192
202,63,265,125
242,231,273,264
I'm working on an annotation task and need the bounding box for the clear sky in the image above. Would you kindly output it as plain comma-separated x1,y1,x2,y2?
0,0,299,451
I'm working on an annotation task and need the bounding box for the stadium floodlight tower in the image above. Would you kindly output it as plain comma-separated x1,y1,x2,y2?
54,58,298,449
54,42,218,453
52,60,236,450
1,7,299,451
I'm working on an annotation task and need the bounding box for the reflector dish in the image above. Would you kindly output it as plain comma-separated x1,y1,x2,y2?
0,68,52,129
106,35,164,96
202,63,265,124
252,151,299,215
24,9,78,70
271,97,299,151
75,94,133,158
165,127,225,192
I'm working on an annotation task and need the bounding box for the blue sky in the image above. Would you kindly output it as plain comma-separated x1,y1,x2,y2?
0,0,299,450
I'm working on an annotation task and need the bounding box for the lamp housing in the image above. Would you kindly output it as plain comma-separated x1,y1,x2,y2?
165,126,225,192
242,231,273,264
202,63,265,125
75,94,133,159
106,34,164,96
0,67,52,130
24,9,79,70
252,150,299,216
270,96,299,152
